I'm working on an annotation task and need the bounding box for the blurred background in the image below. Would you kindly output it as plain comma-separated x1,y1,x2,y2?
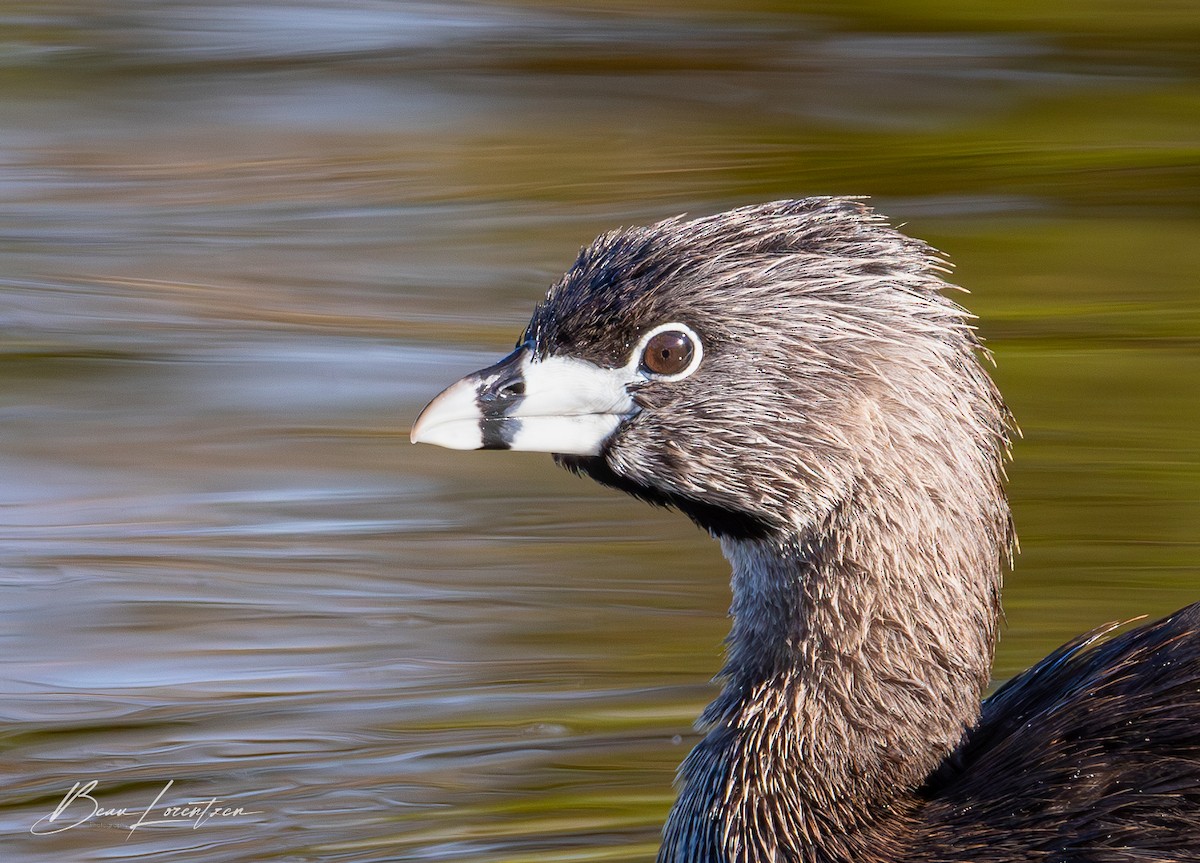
1,1,1197,861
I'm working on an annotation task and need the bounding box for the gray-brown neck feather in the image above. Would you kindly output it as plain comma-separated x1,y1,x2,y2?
659,347,1010,863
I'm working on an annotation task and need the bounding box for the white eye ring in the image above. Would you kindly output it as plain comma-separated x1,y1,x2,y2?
632,322,704,381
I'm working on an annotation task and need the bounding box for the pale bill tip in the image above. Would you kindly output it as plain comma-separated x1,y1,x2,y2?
410,377,485,450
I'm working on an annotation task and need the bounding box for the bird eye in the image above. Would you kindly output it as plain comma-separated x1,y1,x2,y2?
640,329,696,378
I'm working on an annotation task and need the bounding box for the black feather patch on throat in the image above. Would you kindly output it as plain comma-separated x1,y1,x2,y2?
557,454,775,542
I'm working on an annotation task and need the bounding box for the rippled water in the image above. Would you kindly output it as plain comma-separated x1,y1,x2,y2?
2,3,1198,861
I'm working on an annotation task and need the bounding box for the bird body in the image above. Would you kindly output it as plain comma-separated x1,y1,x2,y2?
412,198,1200,862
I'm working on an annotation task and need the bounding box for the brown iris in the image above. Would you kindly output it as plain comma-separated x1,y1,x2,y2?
640,330,695,377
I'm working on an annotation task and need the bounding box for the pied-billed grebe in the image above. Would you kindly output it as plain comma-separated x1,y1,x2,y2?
411,199,1200,862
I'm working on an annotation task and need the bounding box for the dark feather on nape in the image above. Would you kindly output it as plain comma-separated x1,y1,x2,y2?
556,454,776,542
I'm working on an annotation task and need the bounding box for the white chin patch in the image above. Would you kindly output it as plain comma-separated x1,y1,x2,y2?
507,412,625,455
507,355,634,455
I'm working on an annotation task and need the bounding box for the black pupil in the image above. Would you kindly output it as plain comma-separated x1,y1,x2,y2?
642,331,694,376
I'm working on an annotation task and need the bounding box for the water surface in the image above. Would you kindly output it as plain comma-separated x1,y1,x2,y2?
2,2,1198,861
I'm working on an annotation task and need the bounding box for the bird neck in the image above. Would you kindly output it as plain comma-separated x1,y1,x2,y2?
660,486,1005,863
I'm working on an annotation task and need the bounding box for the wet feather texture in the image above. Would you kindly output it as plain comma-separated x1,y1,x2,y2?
413,197,1200,862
